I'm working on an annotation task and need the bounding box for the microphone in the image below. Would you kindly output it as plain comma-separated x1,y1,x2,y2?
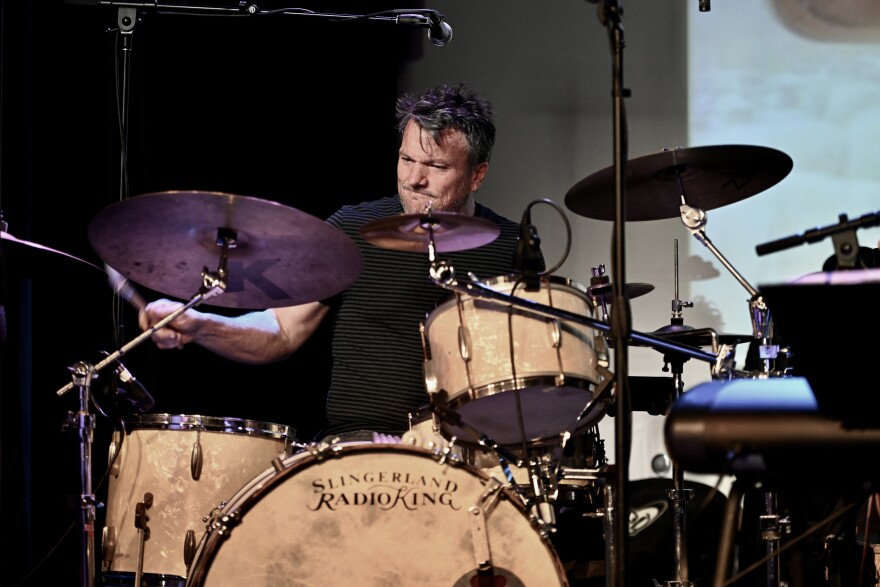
427,11,453,46
514,206,542,290
114,360,155,413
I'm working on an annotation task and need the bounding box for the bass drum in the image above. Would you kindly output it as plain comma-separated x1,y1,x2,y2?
186,443,570,587
102,414,294,586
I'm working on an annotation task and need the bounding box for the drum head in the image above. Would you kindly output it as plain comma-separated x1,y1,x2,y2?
187,444,569,586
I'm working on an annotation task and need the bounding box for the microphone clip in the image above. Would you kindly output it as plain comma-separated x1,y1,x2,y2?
515,207,543,291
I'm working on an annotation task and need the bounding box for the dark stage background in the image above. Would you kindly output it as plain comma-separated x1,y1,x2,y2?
1,1,425,584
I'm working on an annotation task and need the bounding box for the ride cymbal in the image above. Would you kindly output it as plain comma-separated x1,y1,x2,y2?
360,212,500,253
88,191,364,309
565,145,793,221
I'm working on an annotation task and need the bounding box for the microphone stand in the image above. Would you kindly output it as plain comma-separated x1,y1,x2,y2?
755,210,880,267
66,364,98,587
593,2,632,584
57,259,229,587
92,2,450,40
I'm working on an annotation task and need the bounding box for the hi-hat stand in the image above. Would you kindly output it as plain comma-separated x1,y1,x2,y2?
656,239,697,587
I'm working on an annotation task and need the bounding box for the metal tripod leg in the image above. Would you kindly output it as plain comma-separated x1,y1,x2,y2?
664,463,695,586
713,480,746,587
661,363,695,587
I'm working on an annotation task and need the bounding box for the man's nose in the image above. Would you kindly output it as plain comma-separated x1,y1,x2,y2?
406,165,428,186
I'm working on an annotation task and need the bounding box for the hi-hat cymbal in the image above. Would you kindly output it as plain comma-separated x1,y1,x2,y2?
88,191,364,309
360,212,500,253
652,324,753,347
565,145,793,221
587,281,655,304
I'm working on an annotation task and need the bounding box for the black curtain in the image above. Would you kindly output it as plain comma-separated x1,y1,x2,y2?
1,1,422,584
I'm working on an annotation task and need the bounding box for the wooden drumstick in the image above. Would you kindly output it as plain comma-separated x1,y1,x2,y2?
106,264,147,311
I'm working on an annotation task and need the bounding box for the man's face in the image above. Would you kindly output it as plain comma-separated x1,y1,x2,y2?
397,119,488,215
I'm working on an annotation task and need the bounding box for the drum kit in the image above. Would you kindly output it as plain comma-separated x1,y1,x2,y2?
12,141,856,586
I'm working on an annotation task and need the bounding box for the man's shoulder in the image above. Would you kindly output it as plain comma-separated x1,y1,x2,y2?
327,196,401,227
475,202,518,230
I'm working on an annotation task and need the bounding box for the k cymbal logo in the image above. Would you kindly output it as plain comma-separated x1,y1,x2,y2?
227,259,287,298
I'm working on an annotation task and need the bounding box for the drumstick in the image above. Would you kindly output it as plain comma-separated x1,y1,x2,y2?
106,264,147,312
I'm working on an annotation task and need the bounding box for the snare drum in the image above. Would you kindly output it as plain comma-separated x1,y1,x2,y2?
102,414,294,585
425,274,606,447
185,443,569,586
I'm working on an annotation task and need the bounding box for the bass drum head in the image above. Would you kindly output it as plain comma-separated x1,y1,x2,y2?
187,444,569,586
627,478,727,586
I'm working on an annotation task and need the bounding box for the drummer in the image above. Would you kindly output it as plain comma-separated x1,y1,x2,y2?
138,82,545,444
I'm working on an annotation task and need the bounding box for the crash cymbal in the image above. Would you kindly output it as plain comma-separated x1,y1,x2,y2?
587,281,655,304
565,145,793,221
2,230,104,274
88,191,363,309
360,212,500,253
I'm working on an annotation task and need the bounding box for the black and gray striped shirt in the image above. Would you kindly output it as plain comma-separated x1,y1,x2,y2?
322,195,529,437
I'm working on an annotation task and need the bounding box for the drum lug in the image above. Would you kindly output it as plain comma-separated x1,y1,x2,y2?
423,359,439,395
594,332,610,368
457,324,472,361
191,434,203,481
549,320,566,386
108,430,122,478
549,319,562,348
184,529,197,571
101,525,116,571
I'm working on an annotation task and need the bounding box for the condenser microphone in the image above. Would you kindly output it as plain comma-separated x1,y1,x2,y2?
514,207,542,290
115,361,155,413
427,11,453,46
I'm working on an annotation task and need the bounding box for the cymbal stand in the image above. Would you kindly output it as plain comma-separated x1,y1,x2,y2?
588,264,612,369
55,251,230,587
663,348,695,587
677,186,786,586
63,363,98,587
657,239,695,587
678,195,780,376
